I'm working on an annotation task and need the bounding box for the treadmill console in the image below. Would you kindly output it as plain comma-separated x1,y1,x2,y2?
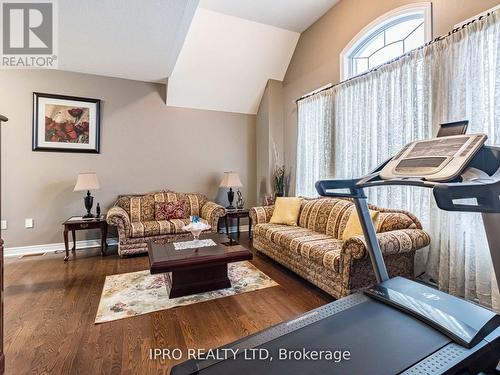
380,134,487,182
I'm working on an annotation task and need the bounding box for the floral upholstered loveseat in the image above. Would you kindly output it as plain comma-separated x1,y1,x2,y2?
250,197,430,299
106,191,226,256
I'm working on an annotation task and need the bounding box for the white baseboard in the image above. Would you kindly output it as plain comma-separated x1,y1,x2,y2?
4,225,249,257
5,238,118,257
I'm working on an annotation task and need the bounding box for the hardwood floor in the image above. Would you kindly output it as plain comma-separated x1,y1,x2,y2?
4,233,332,374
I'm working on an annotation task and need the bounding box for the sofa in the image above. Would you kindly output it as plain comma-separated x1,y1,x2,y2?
250,197,430,299
106,190,226,256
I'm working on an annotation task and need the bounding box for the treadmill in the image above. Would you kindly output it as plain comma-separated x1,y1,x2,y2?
172,133,500,374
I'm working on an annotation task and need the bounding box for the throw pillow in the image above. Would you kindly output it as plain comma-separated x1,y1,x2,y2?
341,208,379,241
269,197,302,226
155,201,187,221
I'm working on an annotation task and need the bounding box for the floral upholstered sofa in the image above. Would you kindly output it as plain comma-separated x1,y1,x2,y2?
250,197,430,299
106,191,226,256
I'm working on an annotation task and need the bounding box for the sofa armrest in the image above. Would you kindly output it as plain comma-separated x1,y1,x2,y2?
249,206,274,224
372,206,423,231
342,228,430,261
200,201,226,231
106,206,131,238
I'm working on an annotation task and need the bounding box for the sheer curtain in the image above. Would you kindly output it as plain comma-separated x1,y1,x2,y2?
296,91,334,197
296,10,500,308
425,12,500,309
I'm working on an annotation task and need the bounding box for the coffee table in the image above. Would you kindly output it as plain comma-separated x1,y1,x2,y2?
147,234,253,298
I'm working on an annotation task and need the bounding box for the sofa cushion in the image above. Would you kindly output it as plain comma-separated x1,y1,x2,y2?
153,191,206,217
155,201,187,221
295,238,343,273
376,211,418,232
254,223,325,245
341,208,379,240
269,197,302,226
129,194,156,222
115,191,209,221
130,218,209,238
254,223,342,272
299,198,354,238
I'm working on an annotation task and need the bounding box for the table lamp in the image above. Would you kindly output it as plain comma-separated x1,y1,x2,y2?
220,172,242,209
74,172,100,218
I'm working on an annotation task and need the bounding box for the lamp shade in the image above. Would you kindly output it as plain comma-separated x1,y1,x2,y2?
74,172,100,191
219,172,243,188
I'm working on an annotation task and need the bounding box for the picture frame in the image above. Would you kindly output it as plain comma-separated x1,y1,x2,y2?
32,92,101,153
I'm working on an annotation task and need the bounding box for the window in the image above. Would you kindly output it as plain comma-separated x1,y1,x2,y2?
341,3,432,79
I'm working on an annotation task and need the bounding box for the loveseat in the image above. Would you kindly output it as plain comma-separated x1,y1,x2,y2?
250,197,430,299
106,191,226,256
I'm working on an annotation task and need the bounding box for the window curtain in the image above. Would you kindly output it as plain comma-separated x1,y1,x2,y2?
296,10,500,309
296,91,334,198
425,12,500,310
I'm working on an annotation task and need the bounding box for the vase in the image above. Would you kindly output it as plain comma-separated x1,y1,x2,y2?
236,190,244,209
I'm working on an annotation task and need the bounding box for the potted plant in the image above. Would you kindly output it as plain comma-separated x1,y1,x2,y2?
274,165,285,197
273,142,286,197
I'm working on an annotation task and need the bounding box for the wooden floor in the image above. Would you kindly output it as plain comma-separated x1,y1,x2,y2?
4,233,332,374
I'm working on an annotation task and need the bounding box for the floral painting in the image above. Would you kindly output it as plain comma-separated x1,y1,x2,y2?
44,105,90,143
33,93,101,153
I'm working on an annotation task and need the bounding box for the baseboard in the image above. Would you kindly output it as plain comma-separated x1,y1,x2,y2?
4,226,249,257
5,238,118,257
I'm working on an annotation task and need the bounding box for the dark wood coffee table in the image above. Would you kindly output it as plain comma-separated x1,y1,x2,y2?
147,234,252,298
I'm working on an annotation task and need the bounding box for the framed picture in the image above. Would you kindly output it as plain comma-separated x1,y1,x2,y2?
32,92,101,153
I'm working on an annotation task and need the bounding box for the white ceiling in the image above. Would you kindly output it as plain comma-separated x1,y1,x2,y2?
200,0,339,32
167,8,299,114
58,0,199,82
56,0,339,113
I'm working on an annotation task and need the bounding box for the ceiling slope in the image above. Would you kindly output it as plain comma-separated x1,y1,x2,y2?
200,0,339,32
167,8,300,114
59,0,199,82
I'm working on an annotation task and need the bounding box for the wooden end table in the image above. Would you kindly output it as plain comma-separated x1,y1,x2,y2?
225,208,252,238
62,216,108,261
148,233,252,298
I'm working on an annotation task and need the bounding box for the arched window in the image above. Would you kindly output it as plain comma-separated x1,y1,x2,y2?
341,3,432,79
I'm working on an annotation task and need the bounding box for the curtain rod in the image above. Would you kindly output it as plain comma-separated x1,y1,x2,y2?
296,10,496,103
0,115,7,122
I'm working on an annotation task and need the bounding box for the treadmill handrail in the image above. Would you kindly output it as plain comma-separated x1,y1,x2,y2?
314,178,363,197
316,178,439,198
432,179,500,213
316,145,500,212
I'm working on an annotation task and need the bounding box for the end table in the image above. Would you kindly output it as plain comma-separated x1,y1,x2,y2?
224,208,252,238
62,216,108,261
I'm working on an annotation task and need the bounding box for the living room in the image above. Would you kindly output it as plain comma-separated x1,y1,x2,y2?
1,0,499,374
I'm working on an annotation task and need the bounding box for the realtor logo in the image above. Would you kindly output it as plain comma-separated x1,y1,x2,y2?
1,0,58,68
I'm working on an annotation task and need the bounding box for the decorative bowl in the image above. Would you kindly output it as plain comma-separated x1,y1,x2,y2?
182,222,211,241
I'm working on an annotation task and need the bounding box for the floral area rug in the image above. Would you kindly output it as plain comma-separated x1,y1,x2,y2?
95,261,278,323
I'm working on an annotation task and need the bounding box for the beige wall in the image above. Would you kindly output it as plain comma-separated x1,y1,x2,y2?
256,82,270,204
282,0,499,193
256,79,285,204
1,70,256,248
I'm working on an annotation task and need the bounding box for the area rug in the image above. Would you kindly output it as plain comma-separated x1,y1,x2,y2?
95,261,278,323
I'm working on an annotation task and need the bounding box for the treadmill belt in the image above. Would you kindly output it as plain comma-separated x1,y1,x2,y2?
178,299,451,374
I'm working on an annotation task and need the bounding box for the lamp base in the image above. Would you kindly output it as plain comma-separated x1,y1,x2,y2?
83,190,94,218
226,205,236,210
226,188,235,210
